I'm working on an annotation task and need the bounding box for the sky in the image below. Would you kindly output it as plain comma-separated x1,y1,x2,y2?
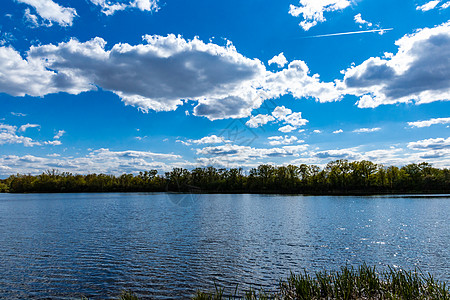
0,0,449,176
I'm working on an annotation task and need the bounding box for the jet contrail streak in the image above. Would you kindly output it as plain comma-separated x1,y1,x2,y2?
301,28,393,38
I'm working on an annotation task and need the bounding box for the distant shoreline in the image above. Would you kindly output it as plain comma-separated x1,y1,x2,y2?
1,160,449,195
2,191,450,196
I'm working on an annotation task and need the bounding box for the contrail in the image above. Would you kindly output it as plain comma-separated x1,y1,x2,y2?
301,28,393,38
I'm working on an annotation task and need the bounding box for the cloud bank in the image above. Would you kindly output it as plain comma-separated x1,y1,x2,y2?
408,117,450,128
343,21,450,108
1,22,448,121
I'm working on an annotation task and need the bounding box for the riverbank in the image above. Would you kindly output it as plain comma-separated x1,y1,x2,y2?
195,264,449,299
1,161,449,194
108,265,449,299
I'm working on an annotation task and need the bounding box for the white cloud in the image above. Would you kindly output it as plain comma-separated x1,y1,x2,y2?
354,13,372,27
11,112,27,117
289,0,351,31
17,0,77,27
283,112,309,127
0,46,60,97
91,148,181,160
279,125,297,133
0,34,344,121
333,129,343,134
197,143,308,163
268,135,300,145
416,0,440,11
0,123,66,147
53,130,65,139
8,35,268,120
245,114,275,128
272,106,292,120
291,143,450,168
313,148,362,160
90,0,159,16
313,129,322,133
408,117,450,127
268,52,288,68
343,21,450,108
0,148,187,176
19,123,40,132
353,127,381,133
246,106,308,131
408,137,450,150
262,60,343,103
442,1,450,9
24,8,43,27
187,135,230,145
0,123,41,147
270,106,309,131
44,140,62,146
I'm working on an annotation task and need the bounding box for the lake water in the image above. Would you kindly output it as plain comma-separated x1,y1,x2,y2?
0,193,448,299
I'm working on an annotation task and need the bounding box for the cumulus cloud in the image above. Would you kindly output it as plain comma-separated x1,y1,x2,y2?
284,112,309,127
408,117,450,127
263,60,343,103
289,0,351,31
271,106,309,132
272,106,292,120
333,129,343,134
408,137,450,150
91,148,181,160
354,13,372,28
17,0,77,27
90,0,159,16
268,135,301,145
442,1,450,9
0,148,187,175
53,130,65,139
18,25,450,119
197,143,308,163
246,114,275,128
268,52,288,68
313,129,322,133
313,149,362,160
0,124,41,147
353,127,381,133
39,129,66,145
0,46,60,97
0,123,66,147
343,21,450,108
44,140,62,146
279,125,296,133
19,123,40,132
0,35,270,120
183,135,231,145
416,0,440,11
0,34,345,121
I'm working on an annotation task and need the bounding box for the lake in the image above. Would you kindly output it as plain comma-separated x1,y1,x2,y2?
0,193,448,299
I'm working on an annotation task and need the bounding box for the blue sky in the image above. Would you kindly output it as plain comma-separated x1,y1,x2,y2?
0,0,449,176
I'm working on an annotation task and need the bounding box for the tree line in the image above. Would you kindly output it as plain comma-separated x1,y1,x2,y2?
0,160,449,194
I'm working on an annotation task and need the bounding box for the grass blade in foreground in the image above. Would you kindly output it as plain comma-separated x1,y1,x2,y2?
193,264,449,299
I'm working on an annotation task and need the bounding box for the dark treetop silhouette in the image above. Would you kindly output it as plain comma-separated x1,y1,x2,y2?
1,160,449,194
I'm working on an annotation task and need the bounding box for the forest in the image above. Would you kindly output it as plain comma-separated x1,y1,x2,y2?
0,160,449,194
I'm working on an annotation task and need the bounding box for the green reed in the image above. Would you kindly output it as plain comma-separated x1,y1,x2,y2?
193,264,449,299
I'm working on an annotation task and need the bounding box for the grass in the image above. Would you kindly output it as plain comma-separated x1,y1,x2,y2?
81,290,139,300
193,264,449,299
